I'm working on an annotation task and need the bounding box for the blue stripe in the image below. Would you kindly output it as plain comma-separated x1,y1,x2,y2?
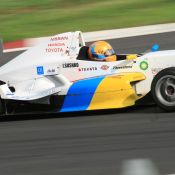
60,77,104,112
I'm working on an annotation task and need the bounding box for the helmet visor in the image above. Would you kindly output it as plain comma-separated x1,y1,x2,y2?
104,49,115,57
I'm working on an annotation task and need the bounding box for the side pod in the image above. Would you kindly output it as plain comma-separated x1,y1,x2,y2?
88,72,146,110
61,73,145,112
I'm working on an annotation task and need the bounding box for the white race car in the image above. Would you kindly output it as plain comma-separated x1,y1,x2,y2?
0,31,175,115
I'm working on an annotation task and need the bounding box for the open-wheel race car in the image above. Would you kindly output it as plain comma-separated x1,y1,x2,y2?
0,31,175,115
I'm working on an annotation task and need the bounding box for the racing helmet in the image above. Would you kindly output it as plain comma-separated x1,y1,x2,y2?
88,41,116,61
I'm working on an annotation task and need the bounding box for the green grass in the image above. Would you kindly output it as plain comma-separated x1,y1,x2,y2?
0,0,175,41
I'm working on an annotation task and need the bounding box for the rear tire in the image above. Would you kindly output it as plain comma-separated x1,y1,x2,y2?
49,95,64,109
0,99,4,115
151,67,175,111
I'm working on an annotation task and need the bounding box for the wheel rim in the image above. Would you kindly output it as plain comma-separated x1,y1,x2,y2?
155,75,175,106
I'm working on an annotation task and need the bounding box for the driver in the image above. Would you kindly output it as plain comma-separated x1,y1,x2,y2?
88,41,137,61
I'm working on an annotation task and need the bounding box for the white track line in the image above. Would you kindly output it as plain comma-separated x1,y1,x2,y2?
84,23,175,42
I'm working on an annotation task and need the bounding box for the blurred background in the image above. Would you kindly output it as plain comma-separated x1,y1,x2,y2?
0,0,175,42
0,1,175,175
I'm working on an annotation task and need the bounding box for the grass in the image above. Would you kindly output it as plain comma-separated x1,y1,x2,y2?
0,0,175,41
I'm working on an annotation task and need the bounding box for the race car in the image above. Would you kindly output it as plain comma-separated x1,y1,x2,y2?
0,31,175,115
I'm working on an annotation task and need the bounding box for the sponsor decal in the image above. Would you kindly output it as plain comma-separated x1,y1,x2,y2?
47,69,56,74
140,61,148,70
70,46,77,51
46,48,63,53
151,68,163,76
6,93,14,96
78,67,97,72
50,36,68,41
65,49,70,56
37,66,44,75
48,43,65,47
62,63,79,68
101,65,109,70
113,65,132,69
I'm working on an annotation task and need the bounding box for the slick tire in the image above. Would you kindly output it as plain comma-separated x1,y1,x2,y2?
151,67,175,111
49,95,62,109
0,99,4,115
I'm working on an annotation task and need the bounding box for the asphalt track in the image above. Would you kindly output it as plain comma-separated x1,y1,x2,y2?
1,32,175,175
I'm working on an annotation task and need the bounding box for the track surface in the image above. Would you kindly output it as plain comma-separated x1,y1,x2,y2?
1,32,175,175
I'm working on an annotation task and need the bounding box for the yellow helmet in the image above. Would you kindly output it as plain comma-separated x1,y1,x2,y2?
88,41,116,61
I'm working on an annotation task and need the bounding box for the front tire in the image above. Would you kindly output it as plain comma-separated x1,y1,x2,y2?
151,67,175,111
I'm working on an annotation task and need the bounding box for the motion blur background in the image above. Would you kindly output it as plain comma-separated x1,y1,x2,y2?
0,0,175,42
1,1,175,175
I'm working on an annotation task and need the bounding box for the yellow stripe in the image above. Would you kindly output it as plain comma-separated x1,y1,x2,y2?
88,72,145,110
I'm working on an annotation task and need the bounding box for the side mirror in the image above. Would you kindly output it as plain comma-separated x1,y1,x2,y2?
151,44,159,52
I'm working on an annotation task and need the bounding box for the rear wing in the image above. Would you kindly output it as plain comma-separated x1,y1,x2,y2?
0,39,3,57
